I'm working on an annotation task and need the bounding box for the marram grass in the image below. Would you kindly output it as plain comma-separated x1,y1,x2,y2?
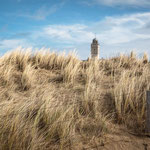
0,49,149,149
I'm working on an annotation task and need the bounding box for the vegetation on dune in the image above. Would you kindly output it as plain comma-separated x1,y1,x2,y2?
0,49,149,149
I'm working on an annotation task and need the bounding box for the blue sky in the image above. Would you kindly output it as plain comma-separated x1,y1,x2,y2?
0,0,150,59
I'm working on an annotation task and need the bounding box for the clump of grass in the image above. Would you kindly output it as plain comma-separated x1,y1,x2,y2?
21,64,36,91
130,51,136,59
0,48,111,150
106,53,150,133
0,48,31,72
143,52,149,64
0,49,149,149
62,53,81,84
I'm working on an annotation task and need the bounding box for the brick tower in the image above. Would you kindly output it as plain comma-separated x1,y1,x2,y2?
91,38,99,59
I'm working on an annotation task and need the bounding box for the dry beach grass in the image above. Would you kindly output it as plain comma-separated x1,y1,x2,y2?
0,49,150,150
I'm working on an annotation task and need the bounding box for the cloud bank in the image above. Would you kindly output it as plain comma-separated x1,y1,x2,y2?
1,12,150,59
84,0,150,7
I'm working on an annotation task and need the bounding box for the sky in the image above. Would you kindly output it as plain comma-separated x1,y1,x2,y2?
0,0,150,59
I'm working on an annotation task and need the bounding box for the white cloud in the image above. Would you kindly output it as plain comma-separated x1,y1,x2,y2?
37,12,150,45
95,13,150,44
18,1,66,20
1,12,150,59
42,24,94,43
87,0,150,7
0,39,31,50
33,12,150,59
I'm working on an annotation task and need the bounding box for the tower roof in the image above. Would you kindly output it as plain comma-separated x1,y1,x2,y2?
92,38,98,44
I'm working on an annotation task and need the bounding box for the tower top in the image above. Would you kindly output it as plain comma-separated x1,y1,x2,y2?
92,38,99,44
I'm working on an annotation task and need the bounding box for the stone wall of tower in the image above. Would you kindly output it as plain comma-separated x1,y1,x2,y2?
91,40,99,59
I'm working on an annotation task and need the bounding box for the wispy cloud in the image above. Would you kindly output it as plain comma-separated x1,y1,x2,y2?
1,12,150,59
36,12,150,45
17,1,66,20
33,12,150,58
95,13,150,44
0,39,31,50
83,0,150,7
12,32,31,39
42,24,94,43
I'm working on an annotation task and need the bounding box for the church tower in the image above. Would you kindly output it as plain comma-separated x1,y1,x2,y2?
91,38,99,59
